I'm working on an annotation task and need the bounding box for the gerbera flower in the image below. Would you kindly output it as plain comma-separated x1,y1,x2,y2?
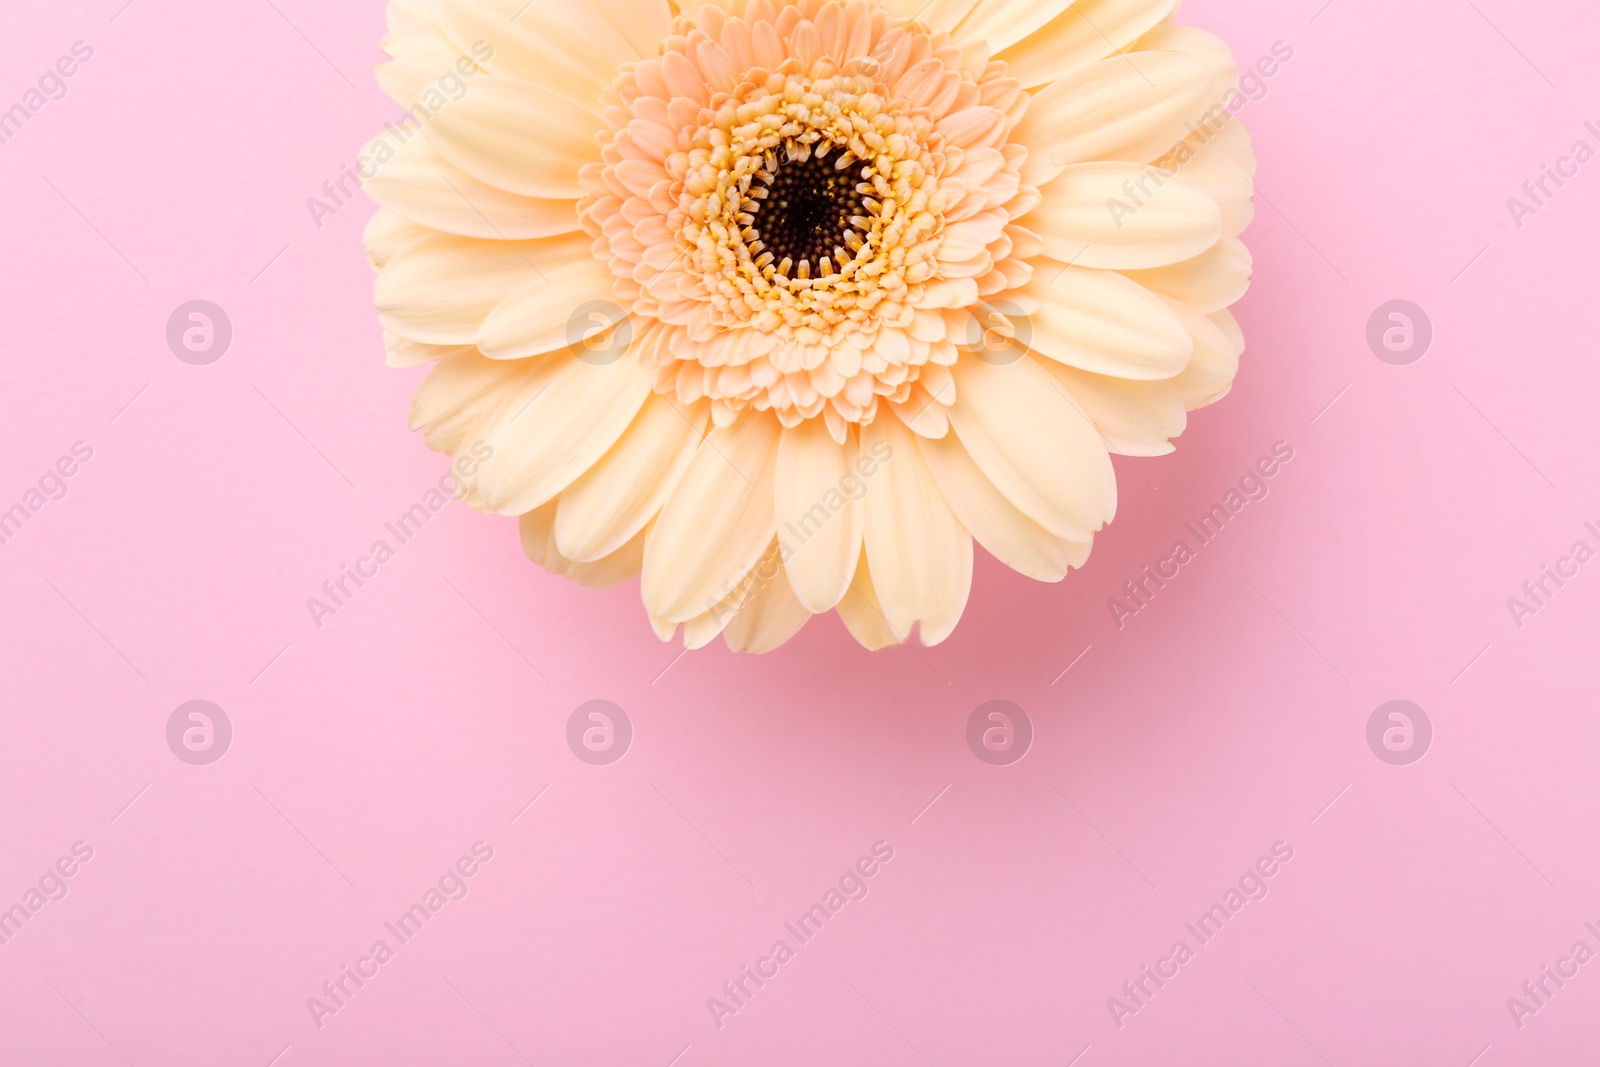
364,0,1254,653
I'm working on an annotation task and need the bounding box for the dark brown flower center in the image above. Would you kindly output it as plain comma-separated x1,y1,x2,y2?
746,149,868,277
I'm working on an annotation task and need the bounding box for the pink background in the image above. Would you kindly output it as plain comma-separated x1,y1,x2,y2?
3,0,1599,1063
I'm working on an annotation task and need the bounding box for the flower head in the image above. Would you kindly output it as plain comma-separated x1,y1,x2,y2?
365,0,1255,652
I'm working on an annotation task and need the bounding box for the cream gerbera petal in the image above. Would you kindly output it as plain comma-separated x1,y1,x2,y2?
1136,23,1240,71
833,546,901,650
775,419,865,613
996,0,1179,88
947,355,1115,541
407,352,524,452
954,0,1082,55
1042,363,1188,457
423,77,602,199
1169,304,1246,412
473,349,654,515
383,331,475,369
1013,51,1222,176
377,21,479,103
365,0,1259,652
376,232,580,344
365,133,582,241
918,428,1083,583
386,0,432,31
674,543,797,650
555,392,709,562
878,0,976,33
1165,121,1258,237
1123,233,1253,314
642,414,780,623
585,0,674,63
433,0,640,102
721,549,814,653
861,414,972,644
1020,264,1193,379
362,208,433,270
477,259,620,360
1028,162,1224,269
520,504,646,588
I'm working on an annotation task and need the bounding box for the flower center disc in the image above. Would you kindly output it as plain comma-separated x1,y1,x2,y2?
748,150,866,274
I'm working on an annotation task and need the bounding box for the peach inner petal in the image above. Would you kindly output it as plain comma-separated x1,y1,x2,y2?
579,0,1031,430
